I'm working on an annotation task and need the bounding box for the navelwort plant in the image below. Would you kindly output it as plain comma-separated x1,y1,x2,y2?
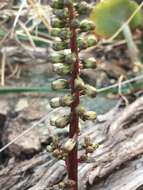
48,1,97,189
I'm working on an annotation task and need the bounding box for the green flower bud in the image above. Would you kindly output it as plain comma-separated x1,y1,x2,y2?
80,20,95,32
53,41,69,51
59,182,66,189
79,154,88,161
50,0,64,9
75,1,92,15
81,111,96,121
64,53,76,64
50,28,61,37
53,9,69,19
50,97,61,108
61,94,74,106
47,145,53,152
51,18,65,28
75,105,86,116
86,145,95,153
71,19,80,29
87,35,97,47
51,28,71,40
52,136,59,145
65,180,76,188
75,76,85,90
82,57,97,69
63,0,73,6
55,115,70,128
52,149,62,158
51,79,69,90
77,36,88,50
63,138,76,152
92,143,99,149
50,117,57,126
84,84,97,97
62,152,68,160
59,29,71,40
50,138,59,150
50,52,65,63
84,136,92,147
53,63,71,75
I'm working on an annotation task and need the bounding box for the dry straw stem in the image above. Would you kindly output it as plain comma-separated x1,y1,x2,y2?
16,31,52,44
3,1,52,44
97,74,143,93
118,75,129,106
11,0,27,34
1,51,6,86
0,0,52,47
27,0,51,32
18,20,36,47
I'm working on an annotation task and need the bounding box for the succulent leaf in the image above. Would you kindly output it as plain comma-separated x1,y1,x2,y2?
89,0,143,38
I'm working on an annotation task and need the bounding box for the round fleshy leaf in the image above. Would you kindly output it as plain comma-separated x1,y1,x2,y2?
89,0,143,38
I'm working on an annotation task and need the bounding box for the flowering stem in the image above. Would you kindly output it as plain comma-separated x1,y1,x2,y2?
67,3,80,190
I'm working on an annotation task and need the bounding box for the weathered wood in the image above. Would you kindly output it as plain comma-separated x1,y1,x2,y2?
79,96,143,189
0,96,143,190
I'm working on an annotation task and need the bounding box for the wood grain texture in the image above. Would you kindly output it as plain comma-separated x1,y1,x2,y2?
0,96,143,190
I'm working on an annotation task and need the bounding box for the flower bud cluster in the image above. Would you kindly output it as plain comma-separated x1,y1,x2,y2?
76,105,96,121
83,136,99,153
58,179,76,189
48,0,98,163
47,136,68,160
77,34,97,50
74,75,97,97
47,137,77,160
50,114,70,128
79,136,99,161
50,94,74,108
62,138,76,152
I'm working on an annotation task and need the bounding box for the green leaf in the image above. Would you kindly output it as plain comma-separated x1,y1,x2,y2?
0,87,68,94
89,0,143,38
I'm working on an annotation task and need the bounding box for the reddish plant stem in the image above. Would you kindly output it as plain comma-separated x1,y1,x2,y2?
67,4,80,190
